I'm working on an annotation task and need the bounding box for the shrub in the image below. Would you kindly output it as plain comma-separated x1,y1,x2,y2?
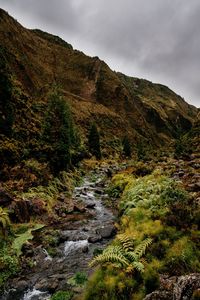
0,248,19,289
50,291,73,300
107,173,133,199
144,267,160,294
164,237,200,274
122,136,131,157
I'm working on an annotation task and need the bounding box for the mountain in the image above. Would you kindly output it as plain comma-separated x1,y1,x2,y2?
0,8,198,163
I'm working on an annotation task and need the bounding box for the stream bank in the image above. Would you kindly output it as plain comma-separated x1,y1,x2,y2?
2,166,118,300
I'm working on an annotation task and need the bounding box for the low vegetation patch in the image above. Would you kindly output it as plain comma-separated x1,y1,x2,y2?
84,168,200,300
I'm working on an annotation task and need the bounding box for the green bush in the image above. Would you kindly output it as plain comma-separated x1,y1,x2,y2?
0,249,19,289
73,271,88,285
50,290,73,300
164,237,200,274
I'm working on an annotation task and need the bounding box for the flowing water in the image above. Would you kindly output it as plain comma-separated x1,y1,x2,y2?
1,168,116,300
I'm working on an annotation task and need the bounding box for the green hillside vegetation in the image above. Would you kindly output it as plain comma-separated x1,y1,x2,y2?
84,169,200,299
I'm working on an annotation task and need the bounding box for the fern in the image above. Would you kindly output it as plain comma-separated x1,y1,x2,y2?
117,233,135,251
90,251,129,268
90,236,152,273
133,238,152,259
131,261,145,272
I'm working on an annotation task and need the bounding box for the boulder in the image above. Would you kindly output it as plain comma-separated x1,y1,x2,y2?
145,273,200,300
73,204,86,213
9,199,31,223
86,203,96,209
96,225,116,239
144,291,172,300
88,235,102,243
173,273,200,300
29,198,47,215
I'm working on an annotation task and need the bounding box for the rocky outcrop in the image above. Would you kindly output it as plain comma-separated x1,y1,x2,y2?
0,189,13,207
144,273,200,300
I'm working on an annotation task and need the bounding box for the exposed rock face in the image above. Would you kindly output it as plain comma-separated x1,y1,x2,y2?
9,197,47,223
9,199,31,223
144,273,200,300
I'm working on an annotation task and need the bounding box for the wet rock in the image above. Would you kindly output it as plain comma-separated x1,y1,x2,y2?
95,189,102,195
59,232,70,242
73,204,86,213
88,235,102,243
35,279,48,291
82,245,89,253
12,280,29,292
96,225,116,239
86,203,96,209
0,189,13,207
82,227,89,232
22,243,34,257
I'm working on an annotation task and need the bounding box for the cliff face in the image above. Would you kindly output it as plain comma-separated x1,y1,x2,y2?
0,8,198,155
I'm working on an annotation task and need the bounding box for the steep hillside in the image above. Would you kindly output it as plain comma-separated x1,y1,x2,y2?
0,8,198,161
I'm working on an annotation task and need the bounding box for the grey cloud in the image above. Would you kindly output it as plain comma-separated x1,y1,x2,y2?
0,0,199,106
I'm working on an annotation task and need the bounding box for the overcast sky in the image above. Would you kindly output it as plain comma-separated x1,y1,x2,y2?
0,0,200,107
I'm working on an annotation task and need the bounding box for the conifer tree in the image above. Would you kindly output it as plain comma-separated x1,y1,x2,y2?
122,136,131,157
43,86,75,173
88,123,101,159
0,47,14,137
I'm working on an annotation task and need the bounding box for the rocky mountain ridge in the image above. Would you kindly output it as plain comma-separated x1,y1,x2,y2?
0,8,198,157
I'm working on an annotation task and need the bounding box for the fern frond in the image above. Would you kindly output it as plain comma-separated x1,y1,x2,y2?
89,250,129,268
117,233,135,251
104,245,124,254
133,238,152,259
131,261,145,272
124,251,138,262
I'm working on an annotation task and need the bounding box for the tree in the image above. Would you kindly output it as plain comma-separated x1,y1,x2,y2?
0,47,14,137
122,136,131,157
88,123,101,159
42,87,75,174
136,141,147,161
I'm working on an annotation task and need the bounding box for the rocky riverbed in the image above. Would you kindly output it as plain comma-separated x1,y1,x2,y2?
1,168,117,300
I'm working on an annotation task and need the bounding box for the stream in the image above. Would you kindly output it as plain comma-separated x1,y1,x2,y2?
1,168,116,300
